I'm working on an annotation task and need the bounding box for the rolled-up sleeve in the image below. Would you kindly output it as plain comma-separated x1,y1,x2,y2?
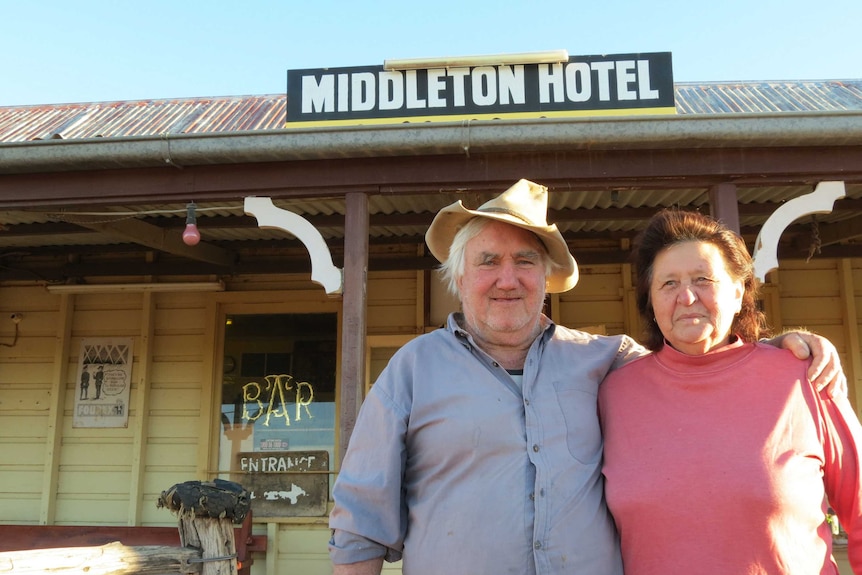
329,370,410,564
819,389,862,573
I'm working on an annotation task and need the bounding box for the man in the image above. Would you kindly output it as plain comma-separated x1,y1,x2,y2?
79,365,90,400
329,179,842,575
94,365,104,399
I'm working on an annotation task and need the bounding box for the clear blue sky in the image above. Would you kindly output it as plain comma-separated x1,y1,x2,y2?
1,0,860,106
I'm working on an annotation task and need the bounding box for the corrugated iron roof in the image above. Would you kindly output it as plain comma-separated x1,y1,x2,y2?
0,95,287,142
673,80,862,114
1,81,861,143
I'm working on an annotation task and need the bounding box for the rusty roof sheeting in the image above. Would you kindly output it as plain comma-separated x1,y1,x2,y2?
1,81,862,143
0,95,287,143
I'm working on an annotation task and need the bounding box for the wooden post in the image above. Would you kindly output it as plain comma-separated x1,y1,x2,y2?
178,516,237,575
157,479,252,575
339,192,369,465
709,182,741,234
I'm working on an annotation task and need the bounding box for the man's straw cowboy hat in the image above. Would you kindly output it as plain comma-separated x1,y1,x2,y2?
425,179,578,292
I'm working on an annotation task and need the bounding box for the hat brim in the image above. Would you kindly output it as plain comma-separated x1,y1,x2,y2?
426,200,578,293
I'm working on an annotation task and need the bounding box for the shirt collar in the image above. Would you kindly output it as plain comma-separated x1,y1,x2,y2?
447,312,555,346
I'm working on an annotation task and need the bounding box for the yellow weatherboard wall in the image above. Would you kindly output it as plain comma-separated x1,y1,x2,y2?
0,259,859,574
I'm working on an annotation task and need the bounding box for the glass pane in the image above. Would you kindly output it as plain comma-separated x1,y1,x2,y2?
219,313,337,517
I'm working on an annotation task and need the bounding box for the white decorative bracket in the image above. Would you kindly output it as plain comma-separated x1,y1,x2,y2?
244,197,343,295
752,181,846,282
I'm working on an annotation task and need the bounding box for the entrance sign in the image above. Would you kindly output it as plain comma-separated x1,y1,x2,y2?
233,450,329,517
287,52,675,127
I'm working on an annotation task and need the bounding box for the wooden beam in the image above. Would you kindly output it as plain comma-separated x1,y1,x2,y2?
74,217,235,267
1,146,861,207
128,293,155,525
0,542,199,575
813,213,862,247
40,294,73,524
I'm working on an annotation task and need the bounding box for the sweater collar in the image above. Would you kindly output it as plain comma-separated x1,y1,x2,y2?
654,336,756,373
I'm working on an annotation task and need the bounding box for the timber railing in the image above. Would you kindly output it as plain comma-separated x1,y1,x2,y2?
0,480,266,575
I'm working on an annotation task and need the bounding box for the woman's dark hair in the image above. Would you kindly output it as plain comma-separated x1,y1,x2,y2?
633,209,769,350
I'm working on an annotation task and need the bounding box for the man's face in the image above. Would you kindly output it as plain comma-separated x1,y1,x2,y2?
457,220,548,349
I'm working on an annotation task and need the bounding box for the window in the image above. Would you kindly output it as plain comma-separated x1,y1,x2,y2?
219,313,337,517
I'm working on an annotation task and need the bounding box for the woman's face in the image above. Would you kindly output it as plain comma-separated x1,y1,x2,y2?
650,240,745,355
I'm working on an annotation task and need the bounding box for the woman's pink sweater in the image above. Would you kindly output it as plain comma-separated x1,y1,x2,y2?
599,340,862,574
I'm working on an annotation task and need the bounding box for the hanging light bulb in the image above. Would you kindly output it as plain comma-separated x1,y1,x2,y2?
182,201,201,246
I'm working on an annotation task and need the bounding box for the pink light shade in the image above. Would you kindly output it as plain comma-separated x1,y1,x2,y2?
183,201,201,246
183,224,201,246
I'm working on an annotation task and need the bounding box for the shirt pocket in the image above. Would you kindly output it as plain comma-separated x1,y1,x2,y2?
552,380,602,464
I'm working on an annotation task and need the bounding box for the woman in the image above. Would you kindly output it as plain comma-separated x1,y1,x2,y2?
598,209,862,574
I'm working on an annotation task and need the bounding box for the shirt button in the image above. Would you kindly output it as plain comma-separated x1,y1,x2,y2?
524,399,530,406
492,361,499,367
534,541,542,550
532,444,540,452
529,492,535,501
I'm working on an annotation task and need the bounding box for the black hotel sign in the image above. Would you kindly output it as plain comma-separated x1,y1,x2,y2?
286,52,674,127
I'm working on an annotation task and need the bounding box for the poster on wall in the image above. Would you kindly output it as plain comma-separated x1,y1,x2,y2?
73,337,134,428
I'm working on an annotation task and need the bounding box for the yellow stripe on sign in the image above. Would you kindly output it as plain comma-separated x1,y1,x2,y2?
282,106,678,128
